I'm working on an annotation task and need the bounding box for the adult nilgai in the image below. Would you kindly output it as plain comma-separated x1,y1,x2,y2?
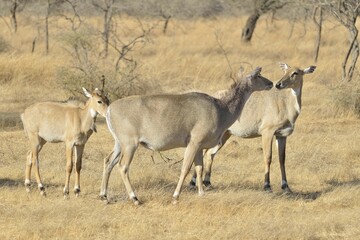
100,67,273,205
21,88,109,197
191,63,316,192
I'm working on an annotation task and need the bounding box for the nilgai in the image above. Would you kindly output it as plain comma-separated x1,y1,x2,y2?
99,67,273,205
190,63,316,192
21,88,109,197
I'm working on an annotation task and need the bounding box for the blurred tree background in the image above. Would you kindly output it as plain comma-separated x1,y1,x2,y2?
0,0,359,113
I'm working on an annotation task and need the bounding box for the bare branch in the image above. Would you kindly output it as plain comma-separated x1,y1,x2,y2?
58,0,83,31
0,16,12,33
214,30,235,82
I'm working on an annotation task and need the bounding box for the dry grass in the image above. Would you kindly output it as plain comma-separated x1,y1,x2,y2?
1,14,360,239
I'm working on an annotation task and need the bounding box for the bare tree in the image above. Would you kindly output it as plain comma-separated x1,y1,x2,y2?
242,0,287,42
93,0,114,58
323,0,360,81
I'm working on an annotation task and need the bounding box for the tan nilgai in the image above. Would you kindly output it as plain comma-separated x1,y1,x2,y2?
99,67,273,205
21,88,109,197
190,63,316,192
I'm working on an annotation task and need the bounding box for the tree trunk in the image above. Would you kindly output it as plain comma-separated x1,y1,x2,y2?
163,16,171,34
242,11,260,42
313,7,323,63
45,13,49,54
10,0,18,33
342,27,359,81
102,0,113,58
32,37,36,53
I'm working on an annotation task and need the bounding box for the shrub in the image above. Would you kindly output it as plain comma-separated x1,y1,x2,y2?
332,81,360,118
57,63,155,100
57,29,161,100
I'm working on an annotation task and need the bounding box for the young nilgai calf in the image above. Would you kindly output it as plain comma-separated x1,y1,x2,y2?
190,63,316,192
21,88,109,197
99,67,273,205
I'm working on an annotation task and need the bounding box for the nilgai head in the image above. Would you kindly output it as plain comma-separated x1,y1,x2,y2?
243,67,273,91
82,87,110,117
275,63,316,90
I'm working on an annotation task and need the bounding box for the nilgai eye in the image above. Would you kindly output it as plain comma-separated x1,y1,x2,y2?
97,101,103,104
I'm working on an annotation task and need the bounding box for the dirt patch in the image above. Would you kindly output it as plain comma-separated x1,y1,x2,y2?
0,112,23,130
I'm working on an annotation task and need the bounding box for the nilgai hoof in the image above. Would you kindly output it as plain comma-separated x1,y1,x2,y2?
39,186,46,196
172,196,179,205
74,188,81,197
189,180,196,191
25,184,31,193
99,195,109,204
281,184,292,194
132,197,141,206
264,184,272,193
63,193,70,200
203,181,214,190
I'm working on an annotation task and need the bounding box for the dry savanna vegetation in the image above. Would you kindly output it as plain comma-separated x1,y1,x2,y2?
0,1,360,239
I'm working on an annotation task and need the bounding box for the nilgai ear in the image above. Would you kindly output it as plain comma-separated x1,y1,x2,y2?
82,87,92,98
279,62,290,72
236,66,245,80
304,66,316,74
248,67,262,78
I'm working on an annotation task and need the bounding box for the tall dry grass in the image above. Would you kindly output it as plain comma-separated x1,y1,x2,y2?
0,14,360,239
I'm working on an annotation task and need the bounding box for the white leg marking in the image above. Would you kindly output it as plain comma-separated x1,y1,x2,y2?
191,177,197,184
129,192,136,199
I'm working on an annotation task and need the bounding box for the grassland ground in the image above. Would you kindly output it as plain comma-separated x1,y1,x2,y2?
1,119,360,239
0,15,360,239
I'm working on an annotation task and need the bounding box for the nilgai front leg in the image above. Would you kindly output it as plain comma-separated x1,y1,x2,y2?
262,132,274,192
25,135,46,195
276,136,291,192
100,144,121,200
74,145,85,197
118,144,140,205
63,142,74,198
173,142,202,204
